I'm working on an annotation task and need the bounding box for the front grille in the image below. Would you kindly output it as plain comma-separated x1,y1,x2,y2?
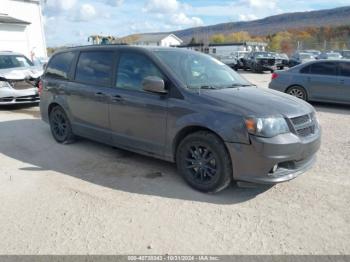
291,114,311,126
297,125,316,137
290,113,317,138
268,59,275,65
0,97,14,102
15,95,39,102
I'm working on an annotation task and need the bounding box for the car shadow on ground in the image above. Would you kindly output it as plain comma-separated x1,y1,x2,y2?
312,102,350,116
0,104,40,118
0,118,272,205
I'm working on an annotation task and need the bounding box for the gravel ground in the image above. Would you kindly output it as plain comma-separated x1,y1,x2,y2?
0,72,349,255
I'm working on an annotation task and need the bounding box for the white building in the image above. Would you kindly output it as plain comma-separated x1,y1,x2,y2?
0,0,47,60
127,33,183,47
180,42,267,57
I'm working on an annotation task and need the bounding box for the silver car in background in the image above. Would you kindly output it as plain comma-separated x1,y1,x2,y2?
269,60,350,105
0,51,42,105
317,52,343,60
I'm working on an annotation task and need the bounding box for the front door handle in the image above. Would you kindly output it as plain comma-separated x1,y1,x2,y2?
111,94,124,102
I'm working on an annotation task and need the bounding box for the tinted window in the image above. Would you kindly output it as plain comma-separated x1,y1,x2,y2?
300,65,311,74
116,53,163,91
0,55,33,69
339,62,350,77
75,51,113,86
46,52,75,79
310,62,337,76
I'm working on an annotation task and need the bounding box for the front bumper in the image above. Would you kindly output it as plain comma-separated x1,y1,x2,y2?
225,131,321,184
0,95,40,105
0,88,39,105
257,64,277,71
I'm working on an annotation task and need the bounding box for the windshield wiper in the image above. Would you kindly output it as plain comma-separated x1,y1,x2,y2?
188,85,218,90
225,83,255,88
199,85,217,89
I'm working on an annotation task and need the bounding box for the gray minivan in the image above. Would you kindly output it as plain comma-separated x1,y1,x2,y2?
40,45,321,193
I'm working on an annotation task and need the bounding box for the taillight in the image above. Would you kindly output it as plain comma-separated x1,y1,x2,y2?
38,79,43,95
271,73,279,80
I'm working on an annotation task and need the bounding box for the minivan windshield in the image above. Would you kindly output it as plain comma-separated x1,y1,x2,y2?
0,55,34,69
154,50,252,90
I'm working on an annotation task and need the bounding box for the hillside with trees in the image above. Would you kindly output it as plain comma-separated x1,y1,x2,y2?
207,25,350,54
171,6,350,43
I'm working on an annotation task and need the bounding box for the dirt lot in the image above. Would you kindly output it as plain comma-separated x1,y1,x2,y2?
0,72,349,255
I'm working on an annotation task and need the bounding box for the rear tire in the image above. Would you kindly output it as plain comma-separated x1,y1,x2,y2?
176,131,233,193
286,86,308,101
49,106,75,144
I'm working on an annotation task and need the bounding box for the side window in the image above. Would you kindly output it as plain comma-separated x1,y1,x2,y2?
75,51,114,86
339,62,350,77
300,65,311,74
45,52,75,80
116,53,164,91
310,62,337,76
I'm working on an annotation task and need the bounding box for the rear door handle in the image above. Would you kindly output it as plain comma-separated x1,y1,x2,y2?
95,92,106,97
111,94,124,102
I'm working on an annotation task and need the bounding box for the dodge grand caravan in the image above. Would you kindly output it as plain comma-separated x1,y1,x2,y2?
40,46,321,193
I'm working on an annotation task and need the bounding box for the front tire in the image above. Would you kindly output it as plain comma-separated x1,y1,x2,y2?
49,106,75,144
286,86,308,101
176,131,232,193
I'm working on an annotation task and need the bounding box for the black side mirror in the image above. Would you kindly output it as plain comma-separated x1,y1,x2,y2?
142,76,167,94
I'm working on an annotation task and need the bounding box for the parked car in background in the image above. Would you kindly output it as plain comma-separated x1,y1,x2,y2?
246,52,277,73
217,55,238,70
275,53,289,70
40,46,320,192
269,60,350,105
289,52,316,67
338,50,350,59
317,51,342,60
0,51,42,105
303,50,321,57
237,52,251,71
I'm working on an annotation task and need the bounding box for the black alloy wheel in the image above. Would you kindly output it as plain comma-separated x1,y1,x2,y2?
49,106,75,143
176,131,232,193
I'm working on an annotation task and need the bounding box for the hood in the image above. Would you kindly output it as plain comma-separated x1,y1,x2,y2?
200,86,314,118
0,66,43,80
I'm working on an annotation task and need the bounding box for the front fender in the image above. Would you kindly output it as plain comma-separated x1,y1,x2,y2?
174,111,249,144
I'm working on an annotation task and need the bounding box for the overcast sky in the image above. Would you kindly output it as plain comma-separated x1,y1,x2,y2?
43,0,350,47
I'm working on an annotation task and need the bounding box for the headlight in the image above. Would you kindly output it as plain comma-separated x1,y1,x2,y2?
0,81,11,88
245,117,290,138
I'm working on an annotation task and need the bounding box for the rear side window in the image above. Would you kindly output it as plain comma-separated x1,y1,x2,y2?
300,65,311,74
46,52,75,80
339,62,350,77
75,51,114,86
310,62,337,76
